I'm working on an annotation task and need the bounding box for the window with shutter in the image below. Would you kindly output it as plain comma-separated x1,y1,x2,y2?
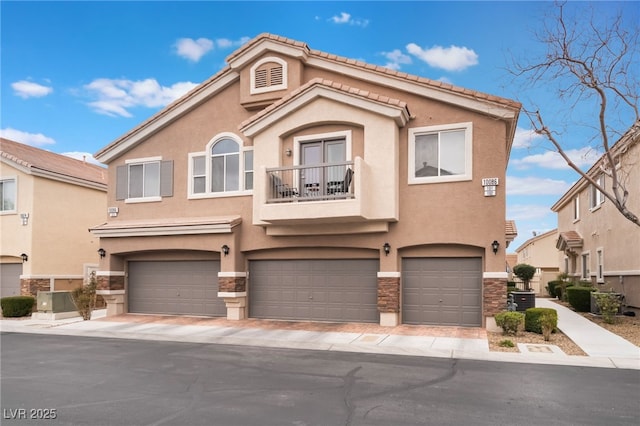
250,57,287,94
116,158,173,202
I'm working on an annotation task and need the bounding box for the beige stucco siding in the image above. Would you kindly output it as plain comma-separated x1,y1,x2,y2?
0,167,34,264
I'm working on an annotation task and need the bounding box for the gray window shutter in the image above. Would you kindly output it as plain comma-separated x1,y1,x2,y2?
160,160,173,197
116,165,128,200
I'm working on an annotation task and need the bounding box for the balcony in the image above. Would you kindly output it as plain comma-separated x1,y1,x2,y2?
266,161,354,203
255,157,398,235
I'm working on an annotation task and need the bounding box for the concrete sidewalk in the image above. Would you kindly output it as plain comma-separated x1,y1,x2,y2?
1,299,638,370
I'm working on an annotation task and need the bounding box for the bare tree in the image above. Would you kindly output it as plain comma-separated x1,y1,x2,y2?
509,1,639,226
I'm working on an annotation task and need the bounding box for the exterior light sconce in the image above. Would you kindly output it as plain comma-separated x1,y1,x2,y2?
491,240,500,255
20,213,29,226
221,245,230,256
285,148,292,157
98,248,106,259
383,242,391,256
20,253,28,263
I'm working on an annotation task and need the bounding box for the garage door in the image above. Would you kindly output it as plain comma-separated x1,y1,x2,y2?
128,261,225,316
249,259,379,323
0,263,22,298
403,258,482,326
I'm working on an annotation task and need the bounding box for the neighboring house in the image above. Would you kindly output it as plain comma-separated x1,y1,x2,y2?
0,138,107,299
552,121,640,312
514,229,560,294
90,34,521,327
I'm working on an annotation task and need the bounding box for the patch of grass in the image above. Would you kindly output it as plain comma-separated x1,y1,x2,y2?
499,339,515,348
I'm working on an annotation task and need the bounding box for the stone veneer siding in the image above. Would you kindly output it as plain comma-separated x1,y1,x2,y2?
96,275,125,291
219,276,246,293
21,278,51,296
377,277,400,313
483,278,507,317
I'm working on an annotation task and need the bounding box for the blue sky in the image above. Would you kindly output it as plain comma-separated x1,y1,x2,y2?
2,1,637,251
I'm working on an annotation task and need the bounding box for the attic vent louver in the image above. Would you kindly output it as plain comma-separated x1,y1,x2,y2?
250,57,287,95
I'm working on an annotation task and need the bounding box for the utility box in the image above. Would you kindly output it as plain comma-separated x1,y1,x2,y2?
37,291,76,313
512,291,536,312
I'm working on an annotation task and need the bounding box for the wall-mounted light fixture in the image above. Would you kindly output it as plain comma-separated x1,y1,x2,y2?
383,242,391,256
98,248,106,259
20,253,28,263
20,213,29,226
221,244,230,256
491,240,500,255
285,148,292,157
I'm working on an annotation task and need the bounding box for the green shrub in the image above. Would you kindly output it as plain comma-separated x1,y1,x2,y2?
71,272,97,320
547,280,563,298
539,311,557,341
525,307,558,334
566,286,595,312
0,296,35,317
495,311,525,335
513,264,536,289
499,339,515,348
592,292,622,324
555,283,574,301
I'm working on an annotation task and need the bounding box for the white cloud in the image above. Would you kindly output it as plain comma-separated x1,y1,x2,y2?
0,128,55,147
507,176,572,196
510,147,600,170
330,12,369,27
12,80,53,99
61,151,104,166
381,49,412,70
174,37,214,62
215,37,250,49
507,204,555,221
406,43,478,71
512,127,545,149
84,78,198,117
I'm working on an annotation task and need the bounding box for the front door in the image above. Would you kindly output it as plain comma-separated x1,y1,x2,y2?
300,139,345,197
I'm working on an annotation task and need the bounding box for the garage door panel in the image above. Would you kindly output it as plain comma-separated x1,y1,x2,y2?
129,260,225,316
249,259,378,323
1,263,22,298
402,258,482,326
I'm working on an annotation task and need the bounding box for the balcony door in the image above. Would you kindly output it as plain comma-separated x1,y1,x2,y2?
300,138,345,196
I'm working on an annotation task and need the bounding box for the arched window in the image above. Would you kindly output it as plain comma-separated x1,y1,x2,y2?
189,133,253,197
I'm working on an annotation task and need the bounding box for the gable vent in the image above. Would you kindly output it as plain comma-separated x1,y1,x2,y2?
250,57,287,95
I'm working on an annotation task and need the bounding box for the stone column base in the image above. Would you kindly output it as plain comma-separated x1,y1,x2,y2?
379,312,399,327
96,290,125,316
218,292,247,320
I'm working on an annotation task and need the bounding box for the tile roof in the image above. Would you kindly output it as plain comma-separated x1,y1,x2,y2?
239,78,411,131
505,220,518,238
0,138,107,187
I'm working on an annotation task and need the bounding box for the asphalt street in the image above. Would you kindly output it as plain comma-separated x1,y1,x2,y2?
1,333,638,426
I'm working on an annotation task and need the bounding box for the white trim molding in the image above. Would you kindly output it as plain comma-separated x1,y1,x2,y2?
377,272,401,278
218,292,247,298
96,271,126,276
483,272,509,279
218,272,247,278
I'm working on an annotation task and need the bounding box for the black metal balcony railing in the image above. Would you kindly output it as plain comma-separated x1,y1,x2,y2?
266,161,354,203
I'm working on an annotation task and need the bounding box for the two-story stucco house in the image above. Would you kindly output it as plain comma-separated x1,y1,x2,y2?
552,121,639,312
0,138,107,299
514,229,560,294
90,34,520,327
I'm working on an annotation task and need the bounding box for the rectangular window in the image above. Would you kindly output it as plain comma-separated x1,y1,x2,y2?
192,155,206,194
116,158,172,202
409,123,472,184
581,253,590,280
0,178,17,212
589,175,605,210
573,196,580,221
244,150,253,190
596,249,604,283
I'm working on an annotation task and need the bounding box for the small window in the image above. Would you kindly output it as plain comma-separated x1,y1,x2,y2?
573,196,580,221
581,253,590,280
116,158,173,202
409,123,472,184
0,178,17,212
596,249,604,283
589,175,605,210
244,150,254,190
250,57,287,94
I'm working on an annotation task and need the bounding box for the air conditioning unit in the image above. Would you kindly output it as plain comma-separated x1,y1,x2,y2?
37,291,76,313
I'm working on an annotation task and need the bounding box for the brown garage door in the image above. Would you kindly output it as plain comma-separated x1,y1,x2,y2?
1,263,22,298
402,257,482,326
249,259,379,323
128,261,225,316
